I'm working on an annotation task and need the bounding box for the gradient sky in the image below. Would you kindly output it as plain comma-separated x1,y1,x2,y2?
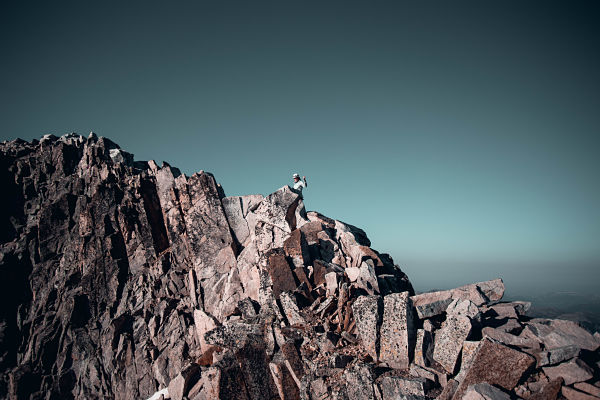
2,1,599,295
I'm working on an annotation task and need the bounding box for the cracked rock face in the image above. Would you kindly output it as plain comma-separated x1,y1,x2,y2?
2,135,600,400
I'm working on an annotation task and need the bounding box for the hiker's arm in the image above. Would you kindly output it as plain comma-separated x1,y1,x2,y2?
303,176,307,187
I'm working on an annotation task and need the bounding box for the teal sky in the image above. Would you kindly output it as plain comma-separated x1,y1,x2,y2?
2,1,599,295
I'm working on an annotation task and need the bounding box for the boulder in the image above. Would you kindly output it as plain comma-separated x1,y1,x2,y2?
446,298,481,320
167,364,201,400
573,383,600,398
535,344,580,367
527,319,600,351
485,301,530,319
562,386,600,400
433,315,472,374
410,291,454,319
379,292,416,369
188,367,221,400
279,292,306,326
352,295,382,362
455,341,480,383
266,253,297,299
193,310,219,353
410,279,504,319
378,376,431,398
356,259,380,294
543,358,594,385
452,339,535,400
481,327,541,349
529,378,564,400
343,364,376,400
283,229,310,268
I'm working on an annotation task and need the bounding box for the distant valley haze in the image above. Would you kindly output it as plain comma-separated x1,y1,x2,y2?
2,1,599,314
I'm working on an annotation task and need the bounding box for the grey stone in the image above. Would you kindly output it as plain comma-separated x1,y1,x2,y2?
378,376,431,398
279,291,306,326
536,344,580,367
379,292,416,369
481,327,541,349
344,364,376,400
528,319,600,351
352,295,382,362
433,315,471,374
446,298,481,320
356,259,380,295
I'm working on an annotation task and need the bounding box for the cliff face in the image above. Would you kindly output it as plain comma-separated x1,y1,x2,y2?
2,134,599,400
0,134,412,399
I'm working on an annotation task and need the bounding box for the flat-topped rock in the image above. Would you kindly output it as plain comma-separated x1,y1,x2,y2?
543,358,594,385
452,339,535,400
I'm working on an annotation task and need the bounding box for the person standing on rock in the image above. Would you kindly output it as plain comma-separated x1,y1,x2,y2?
292,173,307,197
291,173,310,227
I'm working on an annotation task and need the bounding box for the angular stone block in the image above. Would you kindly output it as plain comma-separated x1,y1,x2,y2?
543,358,594,385
433,315,471,374
379,292,416,369
452,339,535,400
352,295,382,361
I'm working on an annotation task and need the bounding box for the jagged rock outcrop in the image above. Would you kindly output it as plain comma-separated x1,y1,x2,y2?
1,134,600,400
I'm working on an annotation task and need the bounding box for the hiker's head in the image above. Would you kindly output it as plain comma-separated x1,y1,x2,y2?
293,173,300,181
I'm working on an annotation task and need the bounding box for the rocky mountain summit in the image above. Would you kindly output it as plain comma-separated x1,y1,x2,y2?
1,134,599,400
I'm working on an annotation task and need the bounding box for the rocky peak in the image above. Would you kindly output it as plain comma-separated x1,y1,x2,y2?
1,135,599,400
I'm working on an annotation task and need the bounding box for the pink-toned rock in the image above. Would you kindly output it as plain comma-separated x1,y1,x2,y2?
410,279,504,319
574,383,600,398
562,386,600,400
267,253,297,298
167,364,201,400
543,358,594,385
452,338,535,400
193,310,219,353
325,272,338,296
482,327,541,349
345,267,360,282
438,379,459,400
529,378,563,400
